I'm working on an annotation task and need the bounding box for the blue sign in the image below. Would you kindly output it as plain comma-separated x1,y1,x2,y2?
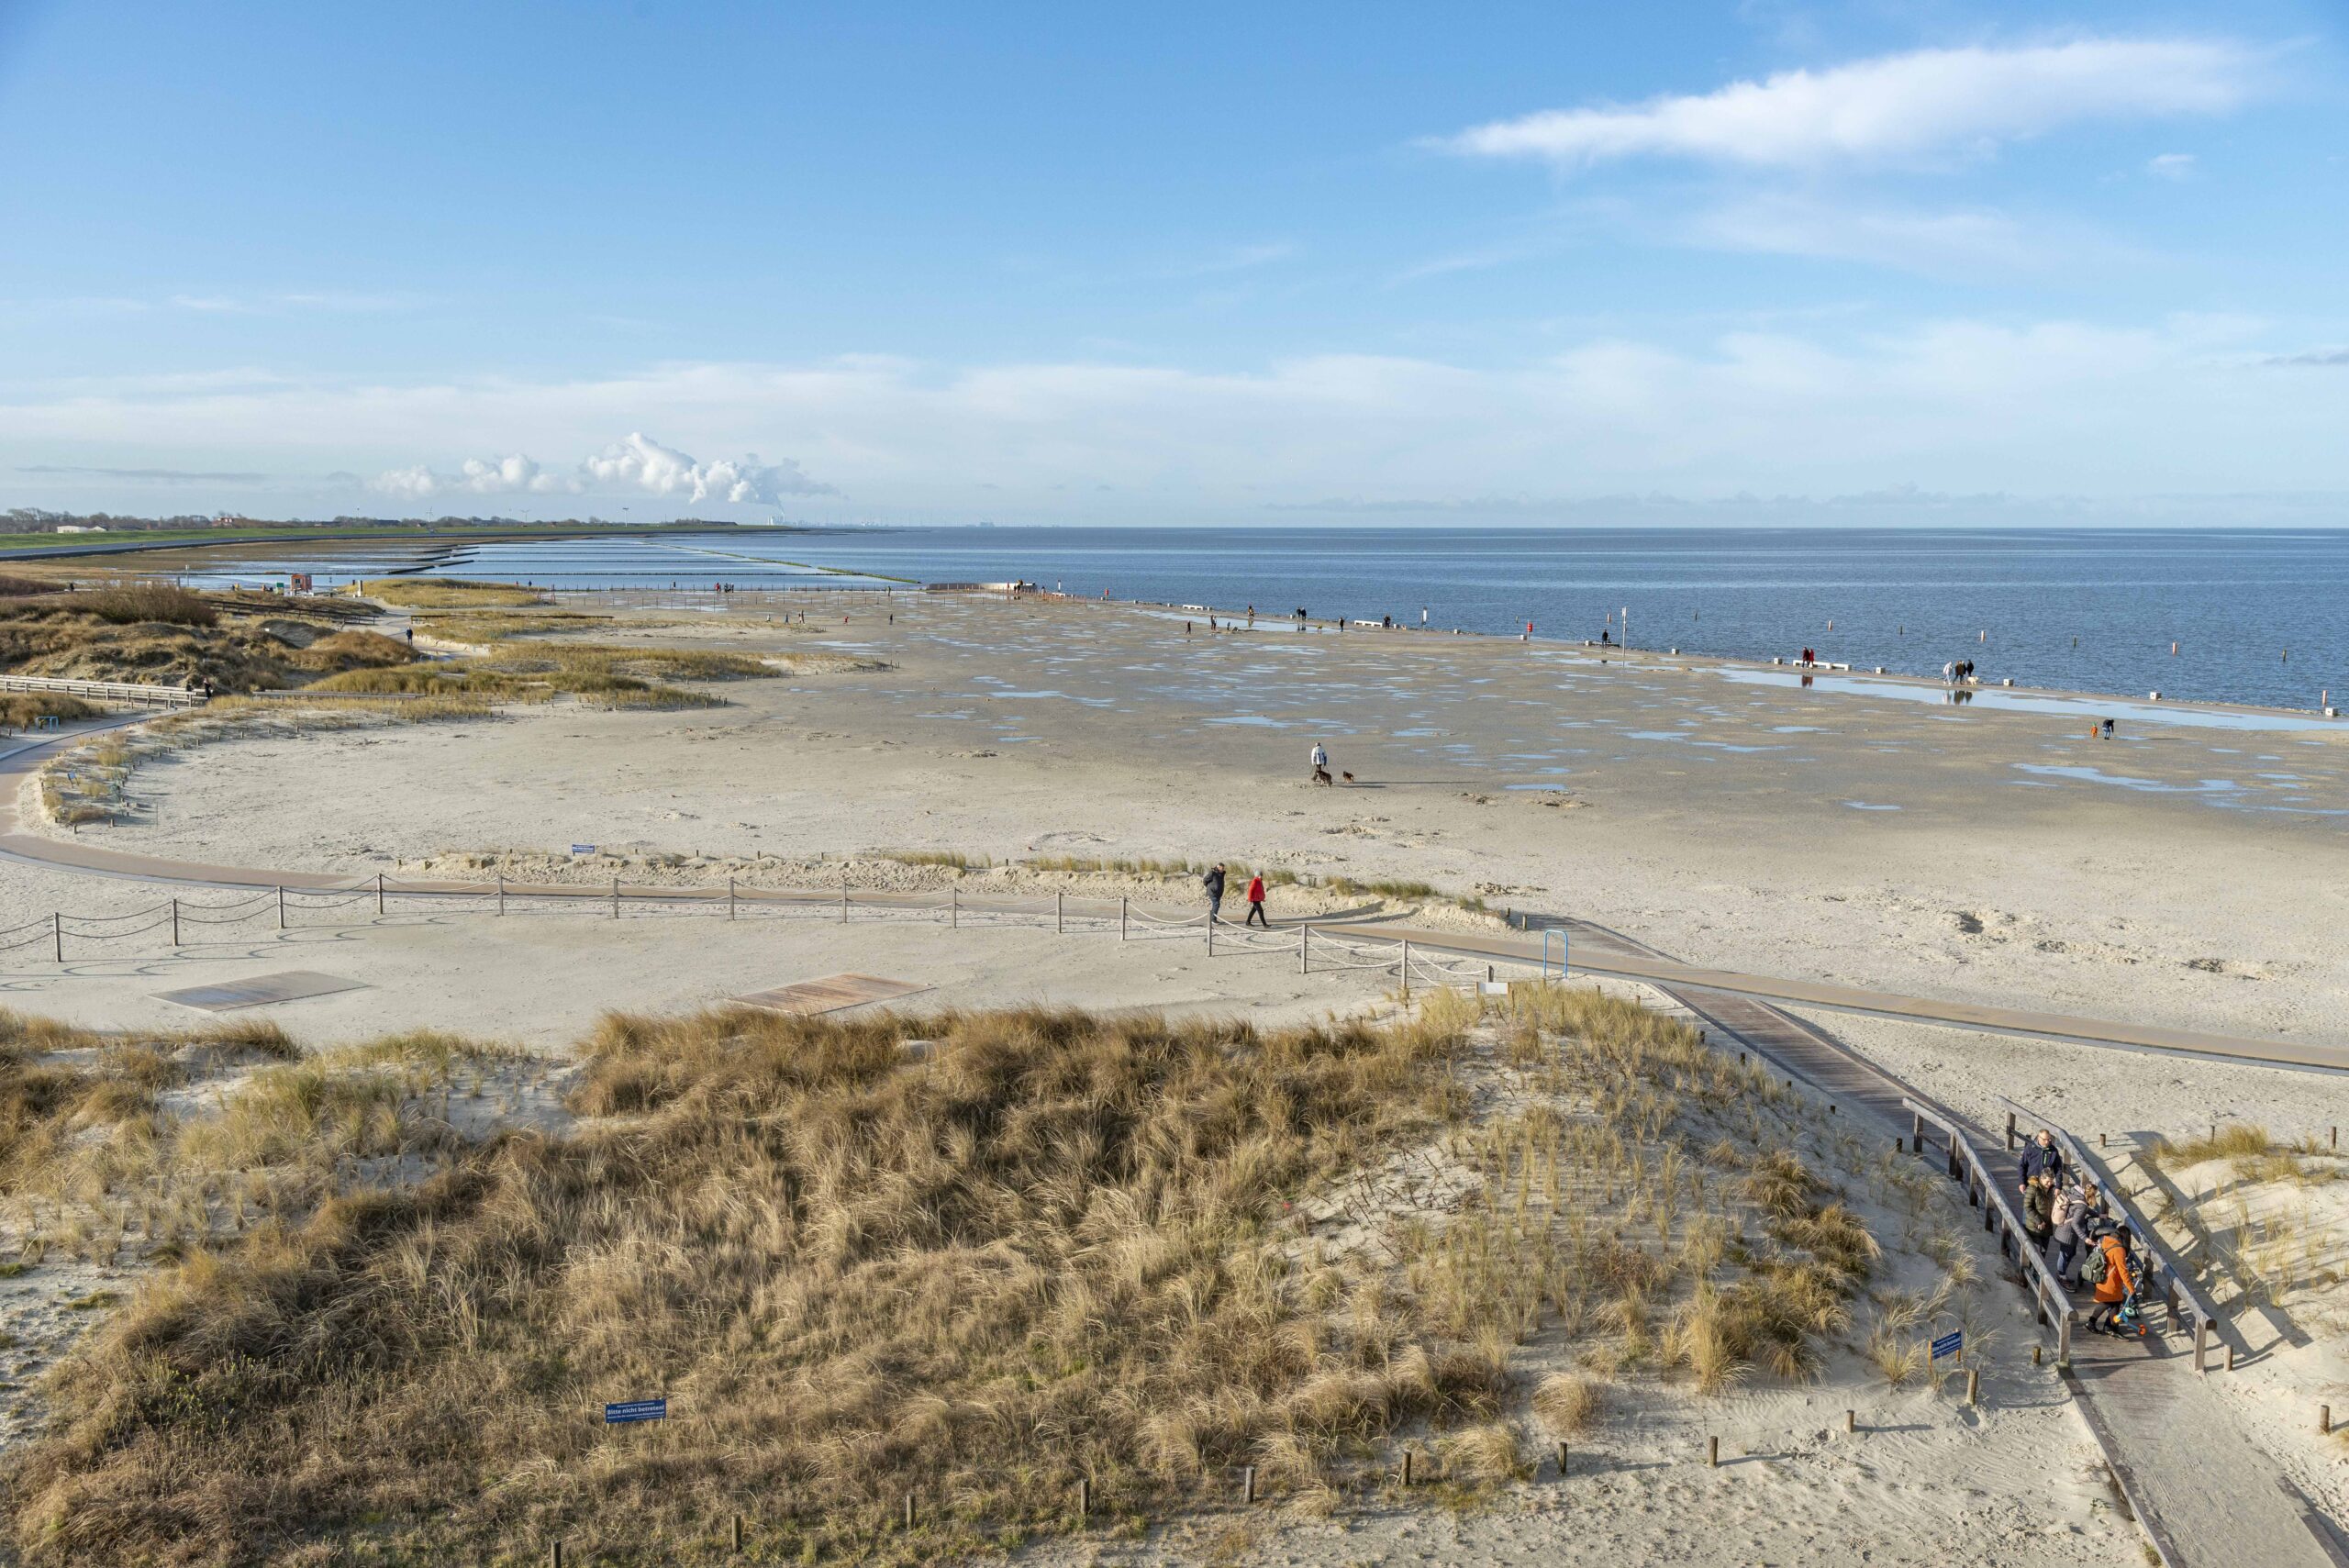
571,844,596,856
1930,1331,1963,1362
604,1398,667,1424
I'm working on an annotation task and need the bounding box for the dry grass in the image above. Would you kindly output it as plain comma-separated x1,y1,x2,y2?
0,693,98,728
8,1003,1484,1566
74,583,216,627
0,574,65,597
361,578,549,609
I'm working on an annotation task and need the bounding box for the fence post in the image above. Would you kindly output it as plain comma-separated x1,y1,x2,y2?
1075,1478,1088,1521
728,876,736,921
951,885,958,929
1056,890,1063,935
1400,938,1411,998
1206,910,1213,957
52,911,61,963
1119,896,1126,940
277,884,286,929
731,1513,743,1551
1910,1112,1922,1154
376,873,385,916
611,877,619,919
2005,1111,2017,1151
1299,923,1308,974
496,874,505,917
841,874,849,925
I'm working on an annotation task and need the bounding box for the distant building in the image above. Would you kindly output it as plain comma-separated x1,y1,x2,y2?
54,523,107,533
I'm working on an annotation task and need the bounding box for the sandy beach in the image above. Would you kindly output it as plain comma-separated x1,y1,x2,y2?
7,583,2349,1566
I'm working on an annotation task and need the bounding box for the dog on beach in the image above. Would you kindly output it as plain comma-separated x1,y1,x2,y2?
1341,771,1354,784
1311,766,1332,786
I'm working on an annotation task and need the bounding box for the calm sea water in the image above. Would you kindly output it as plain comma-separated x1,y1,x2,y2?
202,527,2349,713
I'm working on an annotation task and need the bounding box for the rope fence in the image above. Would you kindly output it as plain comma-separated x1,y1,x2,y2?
2,873,1555,989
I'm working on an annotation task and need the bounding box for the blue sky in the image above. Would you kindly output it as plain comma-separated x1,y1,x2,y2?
1,0,2343,524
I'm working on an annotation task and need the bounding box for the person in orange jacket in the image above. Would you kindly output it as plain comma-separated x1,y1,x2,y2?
2085,1225,2136,1335
1242,873,1269,928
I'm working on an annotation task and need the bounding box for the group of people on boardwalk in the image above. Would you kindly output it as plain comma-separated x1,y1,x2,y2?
1942,658,1977,684
2017,1128,2143,1336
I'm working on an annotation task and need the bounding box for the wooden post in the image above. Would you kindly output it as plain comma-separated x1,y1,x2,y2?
550,1543,562,1568
2333,1126,2339,1151
904,1492,916,1529
2225,1341,2235,1373
727,876,735,921
171,897,179,948
1556,1440,1567,1476
1056,890,1063,934
1400,938,1410,998
2005,1111,2017,1151
841,875,849,924
611,877,619,918
1117,895,1125,940
1242,1465,1256,1504
1910,1111,1922,1154
1965,1369,1980,1406
1707,1435,1719,1468
277,884,286,929
496,875,505,917
2033,1344,2043,1366
2324,1405,2332,1436
2099,1132,2106,1150
731,1513,743,1551
1076,1478,1089,1521
1844,1409,1854,1435
376,872,385,916
1402,1449,1414,1486
1206,911,1213,957
1299,924,1308,974
52,911,61,963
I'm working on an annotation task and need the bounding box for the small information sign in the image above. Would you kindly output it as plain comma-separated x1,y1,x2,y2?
1930,1331,1963,1362
604,1398,667,1425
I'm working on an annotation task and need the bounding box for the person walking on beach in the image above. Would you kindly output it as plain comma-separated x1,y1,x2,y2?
1243,873,1268,928
1309,741,1330,785
1202,862,1227,923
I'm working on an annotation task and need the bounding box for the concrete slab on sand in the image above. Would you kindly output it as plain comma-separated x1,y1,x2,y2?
732,973,930,1016
153,969,368,1012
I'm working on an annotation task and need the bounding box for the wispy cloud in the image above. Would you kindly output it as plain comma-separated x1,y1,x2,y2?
1685,195,2052,273
1438,39,2259,171
17,463,267,483
1164,241,1297,277
2145,151,2199,180
2266,347,2349,366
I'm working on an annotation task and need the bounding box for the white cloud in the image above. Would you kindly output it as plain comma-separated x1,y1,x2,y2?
9,328,2343,523
1686,195,2046,272
372,435,830,505
2146,151,2199,179
1441,39,2257,170
581,431,830,505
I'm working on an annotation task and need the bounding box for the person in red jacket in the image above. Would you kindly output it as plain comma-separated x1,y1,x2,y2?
2086,1226,2136,1335
1243,873,1269,928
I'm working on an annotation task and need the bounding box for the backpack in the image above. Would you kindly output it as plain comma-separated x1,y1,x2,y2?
2081,1242,2110,1286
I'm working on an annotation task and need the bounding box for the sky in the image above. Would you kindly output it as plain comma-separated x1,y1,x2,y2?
0,0,2343,527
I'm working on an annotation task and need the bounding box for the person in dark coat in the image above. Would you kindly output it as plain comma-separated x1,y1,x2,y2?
2019,1129,2064,1193
1202,863,1226,924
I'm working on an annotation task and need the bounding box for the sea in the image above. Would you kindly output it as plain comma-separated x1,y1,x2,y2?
181,526,2349,715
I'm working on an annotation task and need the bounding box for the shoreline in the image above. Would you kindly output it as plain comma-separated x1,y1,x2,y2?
1019,584,2348,729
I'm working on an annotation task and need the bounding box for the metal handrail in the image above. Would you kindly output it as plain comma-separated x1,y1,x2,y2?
1902,1096,2076,1367
1542,928,1568,979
